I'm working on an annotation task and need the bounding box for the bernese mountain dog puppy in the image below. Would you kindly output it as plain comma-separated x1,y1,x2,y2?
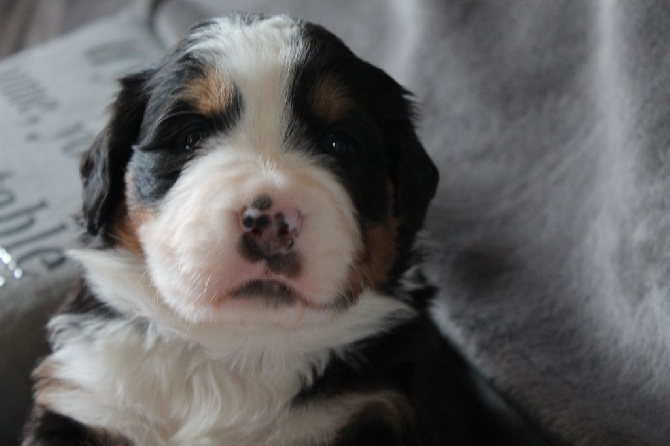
22,14,498,446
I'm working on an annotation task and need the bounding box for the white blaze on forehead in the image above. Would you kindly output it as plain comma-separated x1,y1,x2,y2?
186,15,305,154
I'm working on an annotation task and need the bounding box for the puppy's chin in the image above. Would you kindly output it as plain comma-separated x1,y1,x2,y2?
69,248,344,336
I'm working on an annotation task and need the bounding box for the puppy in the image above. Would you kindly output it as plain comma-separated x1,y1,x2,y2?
23,14,487,445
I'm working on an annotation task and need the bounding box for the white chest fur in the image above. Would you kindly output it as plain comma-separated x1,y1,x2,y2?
40,317,366,445
36,249,415,445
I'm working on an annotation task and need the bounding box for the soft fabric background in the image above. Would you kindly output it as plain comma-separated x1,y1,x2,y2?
2,1,669,445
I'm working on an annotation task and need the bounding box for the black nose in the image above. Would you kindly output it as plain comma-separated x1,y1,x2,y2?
240,196,301,259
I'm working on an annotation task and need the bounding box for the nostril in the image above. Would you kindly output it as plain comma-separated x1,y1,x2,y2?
241,208,271,234
275,209,301,236
277,223,290,238
242,215,255,229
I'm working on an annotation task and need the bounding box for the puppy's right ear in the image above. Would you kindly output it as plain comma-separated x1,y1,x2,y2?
80,69,153,247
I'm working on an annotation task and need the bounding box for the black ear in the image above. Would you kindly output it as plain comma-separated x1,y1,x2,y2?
388,96,439,267
80,69,153,247
360,62,439,272
357,63,439,258
356,61,439,264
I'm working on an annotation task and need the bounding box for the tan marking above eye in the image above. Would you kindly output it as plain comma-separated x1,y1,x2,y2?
312,75,353,122
181,66,235,116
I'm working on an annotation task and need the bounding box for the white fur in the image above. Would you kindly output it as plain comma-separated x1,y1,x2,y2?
39,248,415,445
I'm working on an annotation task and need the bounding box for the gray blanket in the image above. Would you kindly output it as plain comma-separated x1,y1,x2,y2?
1,1,668,444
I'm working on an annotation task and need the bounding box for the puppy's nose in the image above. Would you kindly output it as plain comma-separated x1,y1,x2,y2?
240,196,301,258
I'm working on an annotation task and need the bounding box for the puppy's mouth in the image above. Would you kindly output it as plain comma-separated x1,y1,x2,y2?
228,279,301,308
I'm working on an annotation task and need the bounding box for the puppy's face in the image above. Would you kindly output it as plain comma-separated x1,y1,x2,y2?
81,15,438,326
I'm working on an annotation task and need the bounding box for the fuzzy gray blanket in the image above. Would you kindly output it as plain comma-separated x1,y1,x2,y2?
1,1,668,444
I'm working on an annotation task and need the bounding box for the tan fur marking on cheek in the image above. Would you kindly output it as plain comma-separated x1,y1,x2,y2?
32,360,80,409
312,76,353,122
363,218,399,283
344,216,399,303
182,66,235,116
344,182,399,301
361,392,414,431
112,202,150,255
336,392,414,442
111,172,152,255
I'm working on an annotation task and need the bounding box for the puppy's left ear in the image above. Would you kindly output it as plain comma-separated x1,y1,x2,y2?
80,69,154,247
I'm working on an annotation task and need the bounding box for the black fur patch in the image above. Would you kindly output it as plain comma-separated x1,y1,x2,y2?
23,407,131,446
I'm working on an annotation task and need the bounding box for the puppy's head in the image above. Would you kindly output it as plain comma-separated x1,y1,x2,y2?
80,14,438,325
